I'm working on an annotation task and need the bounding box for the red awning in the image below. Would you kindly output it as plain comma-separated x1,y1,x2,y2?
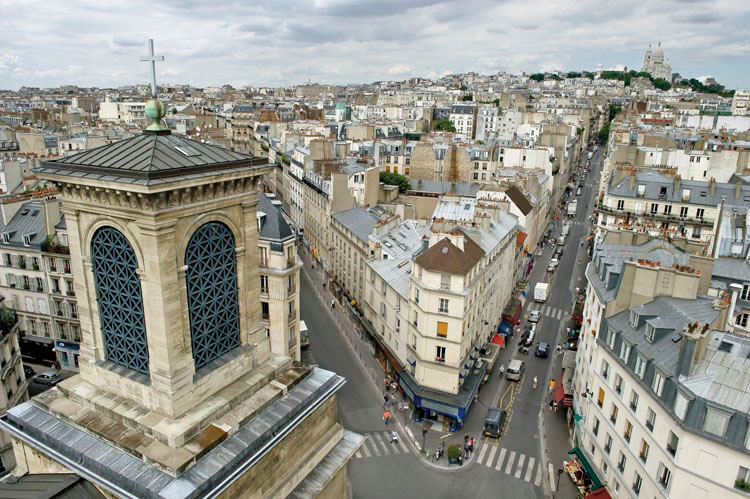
491,334,505,347
586,487,612,499
553,375,573,407
553,383,566,404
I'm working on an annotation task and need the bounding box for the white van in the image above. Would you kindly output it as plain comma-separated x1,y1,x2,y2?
506,359,525,381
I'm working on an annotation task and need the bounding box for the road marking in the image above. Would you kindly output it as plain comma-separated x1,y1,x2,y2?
495,447,507,471
361,442,371,458
549,462,556,491
486,446,497,468
544,306,551,315
372,433,389,455
515,454,525,478
525,457,535,482
556,308,563,320
384,432,401,453
368,436,382,456
477,442,489,464
505,451,516,474
395,435,408,454
534,462,543,486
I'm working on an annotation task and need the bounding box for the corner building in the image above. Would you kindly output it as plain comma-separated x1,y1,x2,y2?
0,121,360,498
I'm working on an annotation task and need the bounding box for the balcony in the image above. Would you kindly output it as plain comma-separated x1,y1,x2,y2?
598,204,714,227
66,290,75,297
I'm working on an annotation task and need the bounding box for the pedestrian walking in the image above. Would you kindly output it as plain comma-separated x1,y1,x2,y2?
383,410,391,425
330,299,335,309
384,394,389,405
553,401,559,413
390,430,398,444
557,344,563,355
533,376,538,389
549,379,556,393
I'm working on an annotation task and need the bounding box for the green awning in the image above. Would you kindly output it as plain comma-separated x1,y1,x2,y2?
568,447,603,490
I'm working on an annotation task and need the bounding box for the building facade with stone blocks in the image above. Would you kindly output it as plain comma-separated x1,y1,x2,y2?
257,192,302,362
0,122,361,498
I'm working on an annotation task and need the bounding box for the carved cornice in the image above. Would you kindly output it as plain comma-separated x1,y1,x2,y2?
56,177,260,212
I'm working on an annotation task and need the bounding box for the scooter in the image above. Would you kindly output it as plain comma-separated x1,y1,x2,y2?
435,442,444,461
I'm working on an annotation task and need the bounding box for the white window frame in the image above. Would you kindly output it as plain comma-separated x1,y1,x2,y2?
438,298,449,314
634,355,646,379
619,342,631,363
653,372,665,397
704,406,730,437
607,328,616,349
674,391,688,420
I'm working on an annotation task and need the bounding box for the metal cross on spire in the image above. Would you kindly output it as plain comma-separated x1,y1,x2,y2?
139,39,164,98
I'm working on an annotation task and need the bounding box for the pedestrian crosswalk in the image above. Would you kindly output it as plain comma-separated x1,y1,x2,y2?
353,431,410,459
529,305,568,321
476,444,543,487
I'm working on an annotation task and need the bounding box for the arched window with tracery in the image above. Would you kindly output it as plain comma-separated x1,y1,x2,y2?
90,227,149,374
185,221,241,370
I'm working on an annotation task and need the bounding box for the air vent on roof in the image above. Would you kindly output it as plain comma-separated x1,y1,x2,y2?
718,341,734,353
397,260,408,268
175,145,201,157
442,247,449,253
699,191,707,197
383,241,393,248
20,209,29,215
671,334,682,343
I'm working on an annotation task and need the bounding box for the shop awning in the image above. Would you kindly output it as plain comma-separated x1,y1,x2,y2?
498,321,513,336
459,367,469,379
491,334,505,347
586,487,612,499
470,351,478,361
553,383,573,407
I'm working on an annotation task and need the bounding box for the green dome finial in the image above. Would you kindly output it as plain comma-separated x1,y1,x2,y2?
145,99,168,131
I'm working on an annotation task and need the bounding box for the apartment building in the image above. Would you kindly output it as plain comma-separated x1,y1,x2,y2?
448,104,477,139
732,89,750,116
98,98,147,125
329,206,392,307
598,169,750,250
0,195,80,371
257,193,301,361
574,238,750,498
364,201,517,425
0,310,28,474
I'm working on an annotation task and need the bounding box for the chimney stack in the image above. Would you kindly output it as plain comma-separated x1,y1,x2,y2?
736,179,742,199
710,177,716,196
628,170,636,190
674,174,681,194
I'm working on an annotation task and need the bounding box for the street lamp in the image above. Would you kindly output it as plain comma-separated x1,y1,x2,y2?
553,468,564,498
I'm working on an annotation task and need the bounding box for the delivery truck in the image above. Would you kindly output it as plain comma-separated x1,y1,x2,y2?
568,200,578,216
534,282,549,303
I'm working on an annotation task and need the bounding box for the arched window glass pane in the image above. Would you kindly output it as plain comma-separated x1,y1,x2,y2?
185,222,241,369
91,227,149,374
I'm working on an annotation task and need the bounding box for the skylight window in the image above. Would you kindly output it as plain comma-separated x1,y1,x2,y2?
175,145,201,157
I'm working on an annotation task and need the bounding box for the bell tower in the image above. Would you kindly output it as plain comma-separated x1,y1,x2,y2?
1,40,360,498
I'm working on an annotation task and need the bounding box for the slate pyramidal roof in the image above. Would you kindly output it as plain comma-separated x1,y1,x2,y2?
35,130,271,188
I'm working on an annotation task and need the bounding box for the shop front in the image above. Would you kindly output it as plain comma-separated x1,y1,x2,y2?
564,447,609,499
54,340,80,372
399,360,486,431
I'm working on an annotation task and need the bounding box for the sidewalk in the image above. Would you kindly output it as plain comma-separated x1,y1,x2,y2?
298,244,480,470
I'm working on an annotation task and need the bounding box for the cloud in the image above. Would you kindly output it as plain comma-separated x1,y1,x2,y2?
0,0,748,89
388,64,411,75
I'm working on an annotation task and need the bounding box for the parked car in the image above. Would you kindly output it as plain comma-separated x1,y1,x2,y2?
483,408,508,438
23,365,35,379
554,248,563,259
528,310,542,323
576,187,583,196
535,342,550,358
32,370,61,386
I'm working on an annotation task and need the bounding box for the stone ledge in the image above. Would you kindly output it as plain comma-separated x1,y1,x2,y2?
31,360,313,474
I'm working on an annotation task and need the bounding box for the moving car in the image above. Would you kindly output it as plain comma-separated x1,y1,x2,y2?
483,408,508,438
32,370,61,386
23,365,34,378
576,187,583,196
506,359,525,381
535,342,550,358
528,310,542,323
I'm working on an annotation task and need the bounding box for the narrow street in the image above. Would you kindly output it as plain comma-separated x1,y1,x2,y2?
297,145,604,499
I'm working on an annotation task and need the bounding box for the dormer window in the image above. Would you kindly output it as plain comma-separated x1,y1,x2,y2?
22,234,34,247
645,323,656,343
629,310,639,329
607,327,617,349
1,233,9,244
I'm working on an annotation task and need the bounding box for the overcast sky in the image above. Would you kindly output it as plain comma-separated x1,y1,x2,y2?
2,0,749,91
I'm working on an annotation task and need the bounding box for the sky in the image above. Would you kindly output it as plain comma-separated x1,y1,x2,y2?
1,0,750,91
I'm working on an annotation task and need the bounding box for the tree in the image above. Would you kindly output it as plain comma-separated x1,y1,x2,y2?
461,94,473,102
0,306,16,335
566,72,582,79
652,78,671,91
597,123,610,144
529,73,545,82
459,85,468,91
379,171,411,193
433,119,456,132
